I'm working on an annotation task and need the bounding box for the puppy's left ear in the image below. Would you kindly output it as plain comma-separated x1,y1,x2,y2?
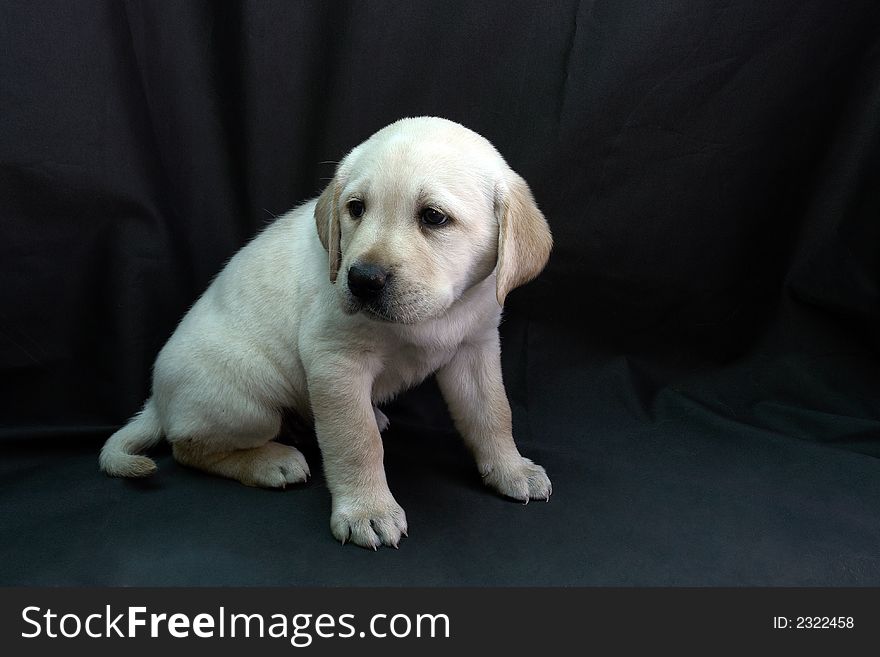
495,170,553,306
315,180,342,283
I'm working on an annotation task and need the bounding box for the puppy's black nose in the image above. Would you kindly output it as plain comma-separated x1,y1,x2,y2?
348,263,389,298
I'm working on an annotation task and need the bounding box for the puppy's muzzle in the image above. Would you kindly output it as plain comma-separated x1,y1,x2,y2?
347,262,390,300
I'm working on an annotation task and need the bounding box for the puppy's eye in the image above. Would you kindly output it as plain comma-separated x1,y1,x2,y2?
420,207,448,226
348,200,365,218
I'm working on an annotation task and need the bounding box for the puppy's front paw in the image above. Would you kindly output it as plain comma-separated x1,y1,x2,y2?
330,495,408,550
481,456,552,503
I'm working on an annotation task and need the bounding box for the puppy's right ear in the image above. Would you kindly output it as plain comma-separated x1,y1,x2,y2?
315,180,341,283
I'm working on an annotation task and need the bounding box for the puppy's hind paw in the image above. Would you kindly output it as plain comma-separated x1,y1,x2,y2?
248,442,310,488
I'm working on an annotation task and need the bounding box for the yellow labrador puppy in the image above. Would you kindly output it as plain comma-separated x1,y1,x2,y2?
100,117,552,549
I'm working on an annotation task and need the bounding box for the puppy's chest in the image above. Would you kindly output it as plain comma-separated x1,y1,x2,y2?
371,341,457,402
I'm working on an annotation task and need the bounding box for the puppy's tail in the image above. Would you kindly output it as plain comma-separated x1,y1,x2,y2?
99,400,164,478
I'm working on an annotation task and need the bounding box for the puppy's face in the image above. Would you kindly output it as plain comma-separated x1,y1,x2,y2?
315,117,552,323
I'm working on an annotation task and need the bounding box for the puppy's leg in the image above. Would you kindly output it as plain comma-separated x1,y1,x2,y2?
170,410,310,489
437,335,552,502
309,364,406,549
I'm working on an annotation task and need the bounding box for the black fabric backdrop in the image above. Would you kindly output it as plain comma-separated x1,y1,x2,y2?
1,0,879,585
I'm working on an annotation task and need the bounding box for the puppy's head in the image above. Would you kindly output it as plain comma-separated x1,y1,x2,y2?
315,117,551,323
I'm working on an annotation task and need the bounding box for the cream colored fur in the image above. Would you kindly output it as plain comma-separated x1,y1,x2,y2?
100,117,553,549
